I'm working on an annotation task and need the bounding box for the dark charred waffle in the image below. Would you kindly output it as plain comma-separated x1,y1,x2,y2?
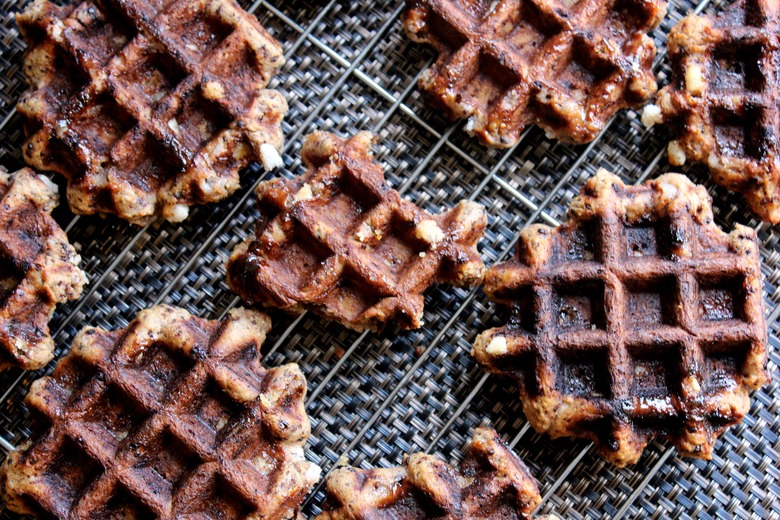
17,0,287,225
0,167,86,372
1,305,321,519
648,0,780,223
402,0,666,147
473,170,768,466
227,131,487,332
315,427,541,520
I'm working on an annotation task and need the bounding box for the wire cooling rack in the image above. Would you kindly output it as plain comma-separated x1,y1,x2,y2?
0,0,777,518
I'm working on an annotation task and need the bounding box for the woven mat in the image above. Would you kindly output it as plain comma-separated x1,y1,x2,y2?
0,0,777,518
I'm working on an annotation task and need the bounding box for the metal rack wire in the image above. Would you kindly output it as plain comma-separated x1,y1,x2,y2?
0,0,777,518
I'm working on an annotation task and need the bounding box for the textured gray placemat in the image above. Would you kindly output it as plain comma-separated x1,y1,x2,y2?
0,0,777,518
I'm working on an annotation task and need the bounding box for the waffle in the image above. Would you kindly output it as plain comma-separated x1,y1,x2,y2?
402,0,666,147
315,427,541,520
473,170,768,466
647,0,780,223
1,305,321,519
227,131,487,332
17,0,287,225
0,167,86,372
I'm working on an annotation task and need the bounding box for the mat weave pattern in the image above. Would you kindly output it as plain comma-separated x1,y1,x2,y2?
0,0,777,519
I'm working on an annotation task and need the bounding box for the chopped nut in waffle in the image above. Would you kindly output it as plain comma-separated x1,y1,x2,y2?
0,167,86,372
227,131,487,332
316,427,541,520
1,305,321,519
647,0,780,223
473,170,768,466
17,0,287,225
402,0,666,147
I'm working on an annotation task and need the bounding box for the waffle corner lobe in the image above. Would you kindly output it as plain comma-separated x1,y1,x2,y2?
227,131,487,332
316,427,541,520
474,169,767,467
16,0,288,225
653,0,780,223
1,305,320,519
402,0,666,147
0,167,86,372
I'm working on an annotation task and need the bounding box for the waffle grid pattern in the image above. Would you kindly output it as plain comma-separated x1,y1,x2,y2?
403,0,664,146
656,0,780,224
3,306,318,518
474,171,766,467
0,0,777,519
17,0,286,224
316,427,541,519
227,130,486,332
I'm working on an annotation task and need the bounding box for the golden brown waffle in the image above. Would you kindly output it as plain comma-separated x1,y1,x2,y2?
402,0,666,147
227,131,487,332
473,170,768,466
0,167,86,372
315,427,541,520
648,0,780,223
1,305,321,519
17,0,287,225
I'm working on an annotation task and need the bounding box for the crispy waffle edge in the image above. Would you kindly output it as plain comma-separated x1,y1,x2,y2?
402,0,666,147
315,427,541,520
647,0,780,223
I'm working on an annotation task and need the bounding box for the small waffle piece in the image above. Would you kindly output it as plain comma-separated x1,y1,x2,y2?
402,0,666,147
316,427,541,520
227,131,487,332
648,0,780,223
473,170,768,466
0,167,86,372
17,0,287,225
2,305,321,519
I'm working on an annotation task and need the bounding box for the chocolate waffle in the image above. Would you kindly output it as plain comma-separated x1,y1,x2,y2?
473,170,768,466
648,0,780,223
0,167,86,372
227,131,487,332
315,427,541,520
2,305,321,519
17,0,287,225
402,0,666,147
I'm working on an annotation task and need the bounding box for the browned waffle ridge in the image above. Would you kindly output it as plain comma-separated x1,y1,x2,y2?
402,0,666,147
0,167,86,372
1,305,321,519
17,0,287,225
315,427,541,520
473,170,768,466
227,131,487,332
647,0,780,223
